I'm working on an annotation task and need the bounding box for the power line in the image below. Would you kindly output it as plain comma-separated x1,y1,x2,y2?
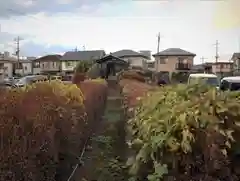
200,56,207,64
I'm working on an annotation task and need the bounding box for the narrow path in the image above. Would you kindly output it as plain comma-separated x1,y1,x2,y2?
74,78,128,181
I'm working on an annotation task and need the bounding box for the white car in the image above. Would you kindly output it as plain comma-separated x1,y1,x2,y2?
188,73,219,87
220,76,240,91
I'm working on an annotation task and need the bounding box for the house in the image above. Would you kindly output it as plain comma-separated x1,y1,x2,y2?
153,48,196,76
191,64,205,73
14,59,33,76
111,49,151,69
61,50,106,75
0,52,17,80
231,52,240,73
191,63,214,73
146,61,155,71
32,54,62,75
211,61,233,77
191,61,233,77
95,54,128,78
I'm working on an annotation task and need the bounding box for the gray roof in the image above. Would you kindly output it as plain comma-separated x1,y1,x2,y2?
111,49,150,59
96,54,127,64
232,53,240,59
153,48,196,56
191,64,204,70
61,50,105,61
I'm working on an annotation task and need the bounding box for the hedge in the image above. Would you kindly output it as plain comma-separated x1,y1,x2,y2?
0,80,107,181
125,84,240,181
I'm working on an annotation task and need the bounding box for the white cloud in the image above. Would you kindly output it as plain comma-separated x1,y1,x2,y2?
0,1,240,63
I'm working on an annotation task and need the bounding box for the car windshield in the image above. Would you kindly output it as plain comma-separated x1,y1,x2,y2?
230,82,240,91
205,77,219,86
16,77,30,85
189,77,219,86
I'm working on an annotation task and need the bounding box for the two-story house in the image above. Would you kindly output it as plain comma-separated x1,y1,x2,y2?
32,54,62,75
60,50,106,75
111,49,151,69
14,59,33,76
0,52,17,80
153,48,196,74
211,62,233,77
231,52,240,73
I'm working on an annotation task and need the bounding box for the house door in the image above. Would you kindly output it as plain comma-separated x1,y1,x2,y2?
106,62,116,78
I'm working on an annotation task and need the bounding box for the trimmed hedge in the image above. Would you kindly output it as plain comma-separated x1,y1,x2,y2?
0,80,107,181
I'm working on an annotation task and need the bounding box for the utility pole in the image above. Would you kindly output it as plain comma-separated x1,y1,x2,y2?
14,36,23,75
200,57,207,73
214,40,219,63
157,32,161,53
238,36,240,52
213,40,221,77
74,46,78,51
200,56,207,64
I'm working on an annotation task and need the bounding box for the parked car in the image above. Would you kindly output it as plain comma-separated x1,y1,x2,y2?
0,82,17,89
220,76,240,91
188,73,219,87
15,75,48,87
50,75,62,81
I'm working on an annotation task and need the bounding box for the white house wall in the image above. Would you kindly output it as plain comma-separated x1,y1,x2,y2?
15,62,32,75
3,62,13,78
121,56,147,68
61,61,78,71
33,68,41,74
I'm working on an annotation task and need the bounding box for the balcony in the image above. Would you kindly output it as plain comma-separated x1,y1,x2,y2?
175,63,191,70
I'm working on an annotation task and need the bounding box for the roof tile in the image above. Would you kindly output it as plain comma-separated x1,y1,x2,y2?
153,48,196,56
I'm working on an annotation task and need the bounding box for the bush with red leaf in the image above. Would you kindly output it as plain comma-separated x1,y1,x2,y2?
0,80,107,181
120,70,145,83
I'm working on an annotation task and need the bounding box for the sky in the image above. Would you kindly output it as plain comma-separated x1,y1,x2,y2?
0,0,239,64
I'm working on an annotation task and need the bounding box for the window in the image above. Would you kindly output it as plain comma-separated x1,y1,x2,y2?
178,57,185,63
34,62,40,68
127,59,132,64
52,62,55,67
189,77,219,86
230,82,240,91
24,66,27,71
159,58,167,64
65,61,73,67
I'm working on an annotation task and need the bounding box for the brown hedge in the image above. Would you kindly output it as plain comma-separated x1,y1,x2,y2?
0,81,107,181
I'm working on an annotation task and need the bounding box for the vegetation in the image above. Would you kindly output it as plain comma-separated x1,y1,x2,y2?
0,80,107,181
75,61,92,73
125,83,240,180
120,70,146,83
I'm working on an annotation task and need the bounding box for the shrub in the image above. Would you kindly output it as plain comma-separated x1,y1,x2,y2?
85,78,107,85
120,70,145,82
72,72,86,83
126,84,240,181
0,80,107,181
75,61,92,73
86,63,102,79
